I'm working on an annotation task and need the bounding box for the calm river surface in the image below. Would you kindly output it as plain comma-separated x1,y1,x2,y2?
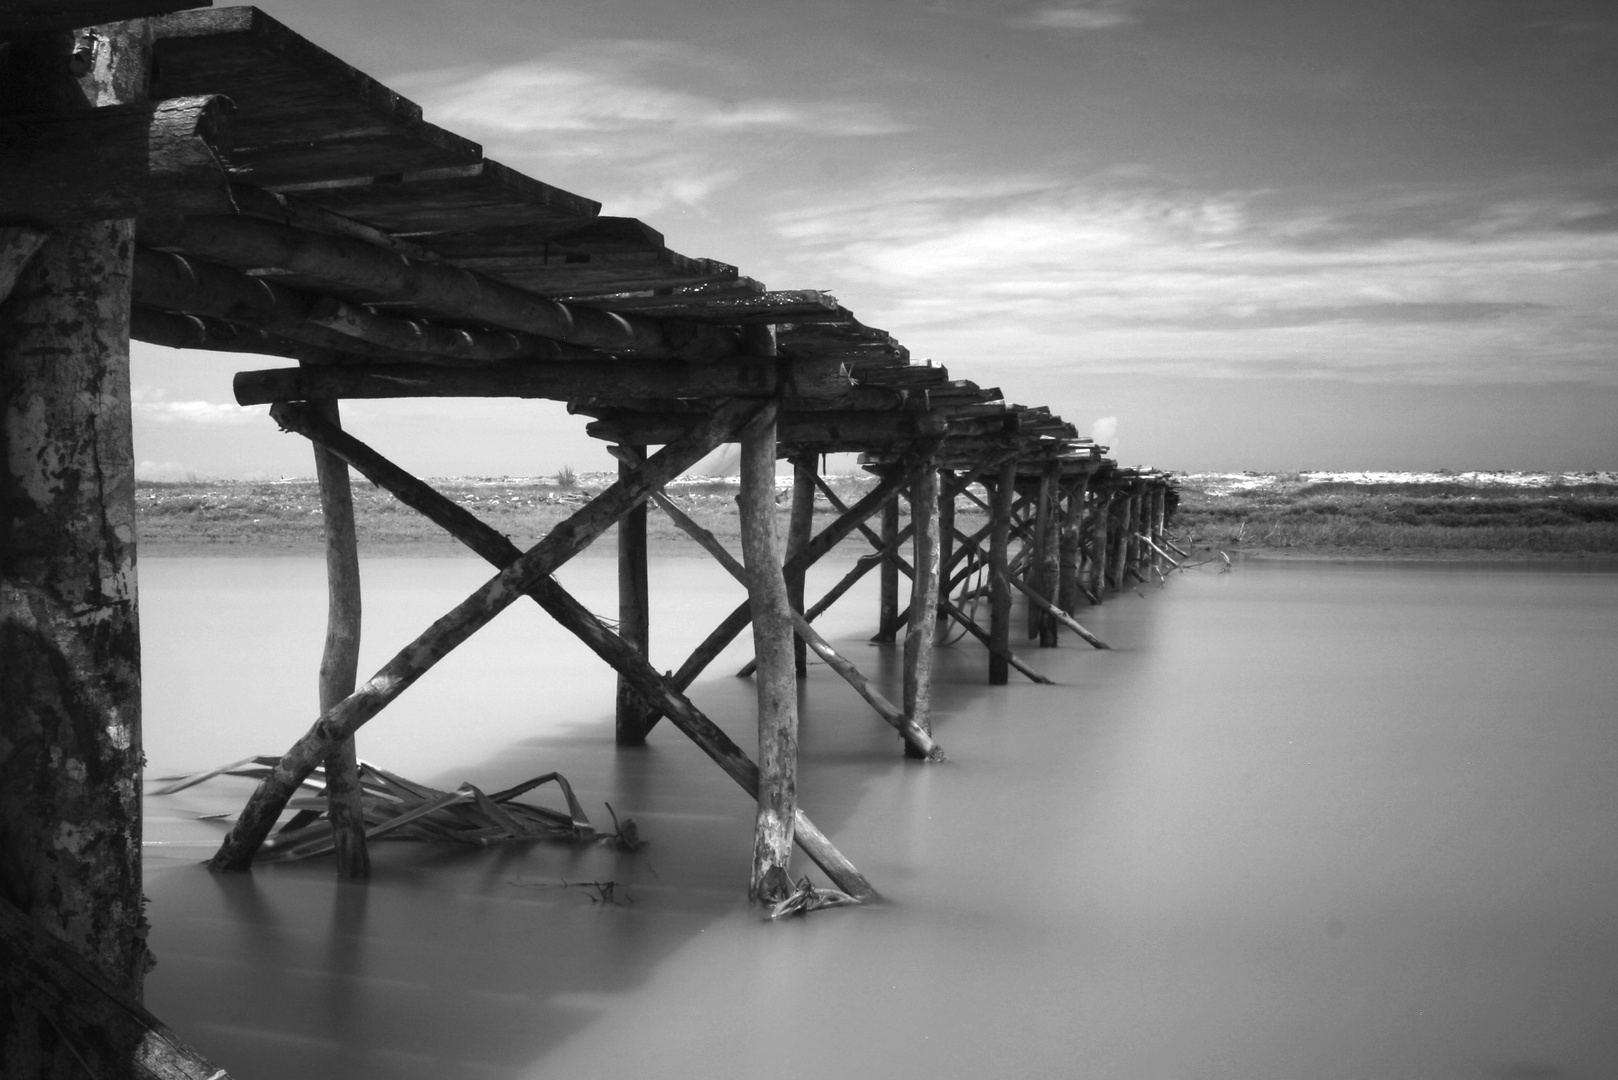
138,555,1618,1080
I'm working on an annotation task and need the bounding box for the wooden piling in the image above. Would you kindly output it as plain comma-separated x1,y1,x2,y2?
937,470,956,641
988,457,1017,684
615,443,654,745
738,399,798,902
786,454,817,676
1059,475,1086,614
1038,463,1062,647
310,397,369,878
1,31,153,1073
903,465,941,756
876,492,900,642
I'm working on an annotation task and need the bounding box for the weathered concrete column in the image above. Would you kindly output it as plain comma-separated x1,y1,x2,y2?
902,464,941,757
1,24,153,1073
615,443,653,745
987,457,1017,685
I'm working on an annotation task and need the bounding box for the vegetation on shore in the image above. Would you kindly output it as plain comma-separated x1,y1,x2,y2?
134,471,1618,558
1171,472,1618,556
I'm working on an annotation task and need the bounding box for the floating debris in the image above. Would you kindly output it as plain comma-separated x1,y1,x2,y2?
767,876,861,919
151,757,642,863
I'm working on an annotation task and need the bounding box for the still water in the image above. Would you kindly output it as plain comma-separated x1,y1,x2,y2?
139,555,1618,1080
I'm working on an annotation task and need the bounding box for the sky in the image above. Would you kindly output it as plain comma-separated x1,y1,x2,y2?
131,0,1618,479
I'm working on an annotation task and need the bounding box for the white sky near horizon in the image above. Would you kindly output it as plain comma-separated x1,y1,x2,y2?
131,0,1618,480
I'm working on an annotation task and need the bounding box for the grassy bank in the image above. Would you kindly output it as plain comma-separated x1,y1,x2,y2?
133,474,898,557
1170,472,1618,557
135,471,1618,559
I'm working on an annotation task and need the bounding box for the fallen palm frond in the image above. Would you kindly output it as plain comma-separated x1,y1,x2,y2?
766,876,861,919
150,757,643,863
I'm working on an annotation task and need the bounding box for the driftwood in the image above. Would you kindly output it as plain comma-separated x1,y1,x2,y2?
265,400,874,899
154,758,628,860
767,876,861,919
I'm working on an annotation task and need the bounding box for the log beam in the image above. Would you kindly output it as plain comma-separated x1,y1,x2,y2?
232,357,851,407
138,213,739,360
0,95,234,225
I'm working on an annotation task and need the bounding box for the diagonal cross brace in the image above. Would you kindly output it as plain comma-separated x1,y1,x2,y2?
261,400,874,897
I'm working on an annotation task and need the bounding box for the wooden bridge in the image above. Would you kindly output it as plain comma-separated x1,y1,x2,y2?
1,3,1176,1074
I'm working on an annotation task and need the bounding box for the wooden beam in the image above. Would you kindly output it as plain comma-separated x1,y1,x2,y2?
138,213,739,359
903,464,941,758
0,95,234,224
588,409,944,448
208,397,760,871
306,296,602,364
309,397,368,878
266,400,873,898
231,357,851,406
0,899,235,1080
615,444,653,746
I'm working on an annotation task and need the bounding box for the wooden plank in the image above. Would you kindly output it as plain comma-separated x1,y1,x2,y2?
208,397,760,871
145,5,481,185
139,213,738,359
269,400,873,898
271,157,599,234
0,95,235,224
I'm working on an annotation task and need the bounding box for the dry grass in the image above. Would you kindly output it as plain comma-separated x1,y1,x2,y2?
1169,476,1618,554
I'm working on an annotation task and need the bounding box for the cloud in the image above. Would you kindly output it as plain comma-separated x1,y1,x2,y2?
761,169,1618,386
1091,416,1118,448
394,42,907,218
1010,4,1136,31
131,387,267,425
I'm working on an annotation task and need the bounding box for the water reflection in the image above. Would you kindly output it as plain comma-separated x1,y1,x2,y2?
141,557,1618,1079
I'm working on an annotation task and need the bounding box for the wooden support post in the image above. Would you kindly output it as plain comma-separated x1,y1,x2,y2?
268,402,874,898
0,228,48,305
738,398,798,902
1010,573,1111,650
1027,476,1047,639
615,444,654,746
1059,475,1087,614
903,464,941,758
1107,493,1129,591
988,457,1017,685
786,454,817,677
875,490,900,642
1,29,152,1073
209,397,761,871
937,471,956,643
1038,462,1062,647
310,397,369,878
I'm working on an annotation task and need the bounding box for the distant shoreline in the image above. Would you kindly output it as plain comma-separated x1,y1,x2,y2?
134,471,1618,561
